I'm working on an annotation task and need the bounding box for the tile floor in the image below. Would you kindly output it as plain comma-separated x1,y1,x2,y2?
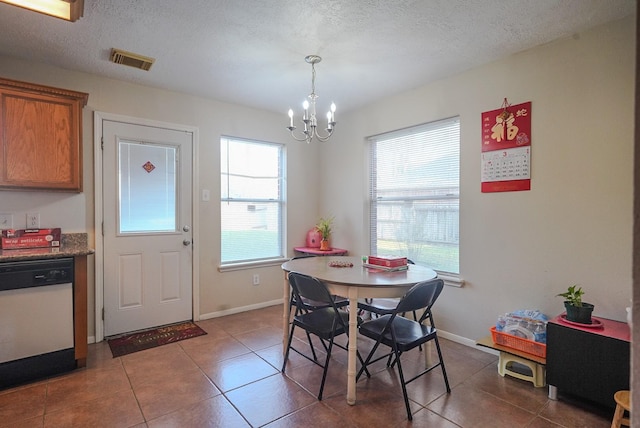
0,305,615,427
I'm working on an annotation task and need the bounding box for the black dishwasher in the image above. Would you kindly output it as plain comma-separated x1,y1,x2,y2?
0,258,76,388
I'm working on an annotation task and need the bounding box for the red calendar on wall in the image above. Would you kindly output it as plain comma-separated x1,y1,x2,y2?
481,101,531,193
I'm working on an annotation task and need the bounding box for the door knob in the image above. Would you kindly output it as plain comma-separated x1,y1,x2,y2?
183,239,191,246
183,225,190,232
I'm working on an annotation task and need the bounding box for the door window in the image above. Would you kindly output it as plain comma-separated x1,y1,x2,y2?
118,140,178,234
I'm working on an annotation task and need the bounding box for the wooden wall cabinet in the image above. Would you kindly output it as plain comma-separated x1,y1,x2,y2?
0,78,88,192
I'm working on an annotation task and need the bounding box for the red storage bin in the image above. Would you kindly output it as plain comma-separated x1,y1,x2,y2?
490,326,546,358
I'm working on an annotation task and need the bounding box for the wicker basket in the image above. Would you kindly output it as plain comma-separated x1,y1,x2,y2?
490,326,546,358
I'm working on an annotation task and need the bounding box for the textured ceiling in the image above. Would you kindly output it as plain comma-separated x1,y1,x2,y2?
0,0,635,114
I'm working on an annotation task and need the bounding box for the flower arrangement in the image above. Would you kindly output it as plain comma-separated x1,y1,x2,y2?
315,216,334,240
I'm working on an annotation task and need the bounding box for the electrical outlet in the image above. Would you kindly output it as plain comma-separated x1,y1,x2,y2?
0,213,13,229
253,274,260,286
26,212,40,228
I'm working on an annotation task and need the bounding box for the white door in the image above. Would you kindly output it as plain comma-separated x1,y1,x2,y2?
102,120,193,336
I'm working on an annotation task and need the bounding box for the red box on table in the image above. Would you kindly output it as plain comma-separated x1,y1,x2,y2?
367,255,408,268
1,228,61,249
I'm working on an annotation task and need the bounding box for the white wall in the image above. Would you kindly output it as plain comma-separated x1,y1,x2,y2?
0,58,322,336
323,16,635,341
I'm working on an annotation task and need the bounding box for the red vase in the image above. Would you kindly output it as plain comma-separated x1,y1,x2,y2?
306,228,322,248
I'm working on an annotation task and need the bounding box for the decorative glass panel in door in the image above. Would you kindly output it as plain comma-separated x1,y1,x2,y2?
118,141,177,233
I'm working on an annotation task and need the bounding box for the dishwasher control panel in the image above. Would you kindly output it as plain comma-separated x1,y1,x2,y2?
0,258,74,291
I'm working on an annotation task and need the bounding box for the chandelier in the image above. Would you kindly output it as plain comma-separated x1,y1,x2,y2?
287,55,336,143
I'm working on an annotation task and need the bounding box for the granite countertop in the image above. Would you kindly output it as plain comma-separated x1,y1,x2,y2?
0,233,94,262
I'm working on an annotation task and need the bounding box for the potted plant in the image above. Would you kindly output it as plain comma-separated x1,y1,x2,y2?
556,285,594,324
315,216,334,251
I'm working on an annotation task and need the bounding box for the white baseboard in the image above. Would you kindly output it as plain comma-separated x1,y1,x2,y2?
438,329,499,356
92,302,497,359
437,329,475,347
202,304,499,357
87,299,500,362
199,299,282,320
92,300,283,343
199,300,500,358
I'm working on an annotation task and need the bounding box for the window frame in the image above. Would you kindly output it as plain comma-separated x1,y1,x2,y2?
219,136,287,270
367,117,464,286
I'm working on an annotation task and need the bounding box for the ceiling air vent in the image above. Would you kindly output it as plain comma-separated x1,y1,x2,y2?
110,48,155,71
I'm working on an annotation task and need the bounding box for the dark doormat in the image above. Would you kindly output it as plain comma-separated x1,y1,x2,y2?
107,321,207,358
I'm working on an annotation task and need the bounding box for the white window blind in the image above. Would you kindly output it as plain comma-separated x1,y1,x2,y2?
221,137,285,264
369,117,460,274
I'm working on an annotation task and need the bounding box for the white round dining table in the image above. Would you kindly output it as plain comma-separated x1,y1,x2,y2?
281,256,437,405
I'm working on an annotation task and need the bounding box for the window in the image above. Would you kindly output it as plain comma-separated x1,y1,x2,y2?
368,117,460,275
221,137,285,265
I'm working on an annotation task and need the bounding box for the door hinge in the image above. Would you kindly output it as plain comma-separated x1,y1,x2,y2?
101,222,104,236
102,307,104,320
101,137,104,150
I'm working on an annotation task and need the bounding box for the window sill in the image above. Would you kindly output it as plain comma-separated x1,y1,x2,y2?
218,260,464,287
218,257,289,272
437,272,464,288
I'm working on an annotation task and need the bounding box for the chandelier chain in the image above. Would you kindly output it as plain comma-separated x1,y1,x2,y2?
310,62,316,99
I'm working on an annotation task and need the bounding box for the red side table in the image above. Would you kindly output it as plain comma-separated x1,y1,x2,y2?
293,246,348,256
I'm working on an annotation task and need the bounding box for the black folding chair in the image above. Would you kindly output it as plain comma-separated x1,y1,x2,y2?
282,272,369,400
358,260,418,321
357,260,424,350
287,255,348,360
356,278,450,420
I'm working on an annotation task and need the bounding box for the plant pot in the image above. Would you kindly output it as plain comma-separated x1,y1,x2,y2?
564,301,594,324
320,239,330,251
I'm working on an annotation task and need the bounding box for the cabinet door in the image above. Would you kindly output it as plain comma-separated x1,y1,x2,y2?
0,79,87,191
